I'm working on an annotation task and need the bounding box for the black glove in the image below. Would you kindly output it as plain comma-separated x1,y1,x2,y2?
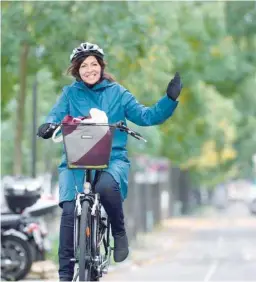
166,72,183,101
37,123,56,139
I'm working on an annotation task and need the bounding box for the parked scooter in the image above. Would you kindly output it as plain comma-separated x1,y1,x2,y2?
1,210,50,281
1,176,53,281
1,214,33,281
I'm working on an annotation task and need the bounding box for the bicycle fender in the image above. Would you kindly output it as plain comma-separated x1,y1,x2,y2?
3,229,29,241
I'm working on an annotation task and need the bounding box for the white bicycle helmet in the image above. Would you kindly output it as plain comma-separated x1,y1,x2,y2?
70,42,104,62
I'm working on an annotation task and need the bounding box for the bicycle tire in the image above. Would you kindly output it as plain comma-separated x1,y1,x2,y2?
79,200,92,281
91,212,100,281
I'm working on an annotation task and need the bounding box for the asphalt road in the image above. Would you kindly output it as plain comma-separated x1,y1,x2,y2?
103,202,256,281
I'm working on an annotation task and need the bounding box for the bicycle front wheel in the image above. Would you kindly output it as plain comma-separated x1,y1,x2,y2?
79,200,92,281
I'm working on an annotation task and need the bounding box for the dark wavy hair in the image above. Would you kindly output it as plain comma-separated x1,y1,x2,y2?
67,54,115,82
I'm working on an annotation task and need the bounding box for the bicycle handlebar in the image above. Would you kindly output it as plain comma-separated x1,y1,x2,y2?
113,121,147,143
42,121,147,143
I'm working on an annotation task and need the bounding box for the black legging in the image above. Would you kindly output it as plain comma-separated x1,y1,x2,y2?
58,172,125,280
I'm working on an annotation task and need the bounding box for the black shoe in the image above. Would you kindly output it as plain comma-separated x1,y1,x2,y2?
113,233,129,262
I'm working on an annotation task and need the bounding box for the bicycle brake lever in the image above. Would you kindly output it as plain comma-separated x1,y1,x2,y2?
116,121,128,132
131,133,140,140
133,131,142,137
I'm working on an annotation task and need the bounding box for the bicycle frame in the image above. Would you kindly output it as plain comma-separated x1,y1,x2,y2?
72,169,112,281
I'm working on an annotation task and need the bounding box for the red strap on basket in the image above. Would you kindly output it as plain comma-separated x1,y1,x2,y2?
62,115,92,124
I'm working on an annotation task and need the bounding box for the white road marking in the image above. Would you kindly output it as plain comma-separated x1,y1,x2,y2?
204,236,223,281
204,261,218,282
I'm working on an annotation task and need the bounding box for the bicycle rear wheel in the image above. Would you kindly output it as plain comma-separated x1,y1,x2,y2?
79,200,92,281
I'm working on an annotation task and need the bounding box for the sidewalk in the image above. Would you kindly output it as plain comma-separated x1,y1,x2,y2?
104,218,194,279
28,217,190,280
106,205,217,274
28,203,256,280
28,207,211,280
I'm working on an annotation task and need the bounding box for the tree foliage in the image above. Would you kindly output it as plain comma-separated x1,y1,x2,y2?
1,1,256,186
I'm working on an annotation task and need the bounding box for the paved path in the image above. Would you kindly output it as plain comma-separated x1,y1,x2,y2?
103,202,256,281
26,202,256,281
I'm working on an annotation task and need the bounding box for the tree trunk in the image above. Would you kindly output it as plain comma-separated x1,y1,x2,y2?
179,169,190,214
13,42,29,176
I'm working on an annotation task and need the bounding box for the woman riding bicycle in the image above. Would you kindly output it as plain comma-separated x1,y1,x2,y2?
37,42,183,281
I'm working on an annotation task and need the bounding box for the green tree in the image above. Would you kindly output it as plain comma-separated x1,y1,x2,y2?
224,1,256,178
2,1,256,188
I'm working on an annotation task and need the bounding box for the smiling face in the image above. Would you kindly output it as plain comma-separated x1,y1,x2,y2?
79,56,101,85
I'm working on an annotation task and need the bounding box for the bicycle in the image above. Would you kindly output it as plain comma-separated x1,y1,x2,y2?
49,119,147,281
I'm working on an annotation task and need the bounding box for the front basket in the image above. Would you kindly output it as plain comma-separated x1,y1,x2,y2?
62,124,114,169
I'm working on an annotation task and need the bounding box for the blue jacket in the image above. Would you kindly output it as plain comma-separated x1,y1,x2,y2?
46,79,178,204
